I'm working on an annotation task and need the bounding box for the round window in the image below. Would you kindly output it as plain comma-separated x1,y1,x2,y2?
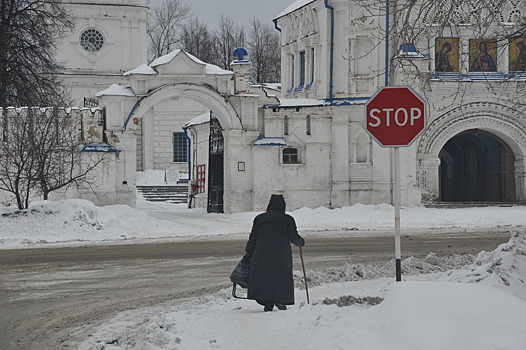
80,28,104,52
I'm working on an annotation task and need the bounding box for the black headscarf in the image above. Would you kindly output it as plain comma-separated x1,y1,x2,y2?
266,194,286,212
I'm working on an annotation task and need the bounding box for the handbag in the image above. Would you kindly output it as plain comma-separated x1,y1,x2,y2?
230,254,251,289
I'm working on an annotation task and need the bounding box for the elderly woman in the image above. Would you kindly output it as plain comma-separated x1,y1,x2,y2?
245,194,305,312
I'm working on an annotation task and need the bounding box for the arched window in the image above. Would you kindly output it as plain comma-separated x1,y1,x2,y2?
355,133,371,163
283,147,299,164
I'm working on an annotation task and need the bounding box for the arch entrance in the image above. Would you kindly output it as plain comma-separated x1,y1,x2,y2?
127,84,239,213
439,130,515,203
416,102,526,205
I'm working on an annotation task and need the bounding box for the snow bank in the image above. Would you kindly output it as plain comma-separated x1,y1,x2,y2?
0,199,171,247
1,200,525,249
354,281,526,350
300,252,475,288
78,231,526,350
445,230,526,301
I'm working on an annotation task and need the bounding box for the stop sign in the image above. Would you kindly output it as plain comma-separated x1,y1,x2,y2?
365,86,427,147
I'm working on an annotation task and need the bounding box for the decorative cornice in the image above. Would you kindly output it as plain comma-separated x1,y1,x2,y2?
417,101,526,157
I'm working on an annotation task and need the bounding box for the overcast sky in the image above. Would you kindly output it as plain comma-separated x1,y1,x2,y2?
184,0,292,29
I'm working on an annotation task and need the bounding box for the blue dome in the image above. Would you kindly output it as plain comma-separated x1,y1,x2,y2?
232,48,248,61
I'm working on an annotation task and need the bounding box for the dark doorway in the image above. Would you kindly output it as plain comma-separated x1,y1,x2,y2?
207,112,224,213
439,130,515,203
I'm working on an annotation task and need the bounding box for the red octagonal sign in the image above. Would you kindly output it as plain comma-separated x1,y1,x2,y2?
365,86,427,147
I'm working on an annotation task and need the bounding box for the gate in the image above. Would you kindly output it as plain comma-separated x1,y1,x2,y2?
207,113,224,213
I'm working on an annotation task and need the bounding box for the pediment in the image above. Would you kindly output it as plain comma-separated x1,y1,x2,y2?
151,50,206,76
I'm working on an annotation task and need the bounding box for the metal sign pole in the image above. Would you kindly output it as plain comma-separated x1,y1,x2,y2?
394,146,402,281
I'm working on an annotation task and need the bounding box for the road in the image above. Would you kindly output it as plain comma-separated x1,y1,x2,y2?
0,231,510,349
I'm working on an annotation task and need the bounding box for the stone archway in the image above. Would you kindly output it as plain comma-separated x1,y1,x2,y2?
417,102,526,203
439,130,515,202
123,82,241,132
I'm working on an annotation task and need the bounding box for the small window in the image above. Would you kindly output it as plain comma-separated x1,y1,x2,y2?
310,48,315,85
299,51,306,88
290,55,295,91
284,116,289,136
172,132,188,162
306,115,311,135
283,147,299,164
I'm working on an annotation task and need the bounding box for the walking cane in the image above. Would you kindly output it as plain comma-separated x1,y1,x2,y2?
299,246,310,304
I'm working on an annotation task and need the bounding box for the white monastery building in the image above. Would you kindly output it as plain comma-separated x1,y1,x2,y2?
5,0,525,213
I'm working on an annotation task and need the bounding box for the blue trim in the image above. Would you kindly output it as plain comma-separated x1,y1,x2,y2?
294,85,305,92
81,144,118,153
324,0,334,102
310,47,315,87
385,0,390,86
182,126,192,180
251,137,286,146
122,95,147,132
384,0,390,86
264,97,368,109
273,18,282,32
430,72,511,82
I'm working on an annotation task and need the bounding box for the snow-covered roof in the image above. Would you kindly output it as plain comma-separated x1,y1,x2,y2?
150,49,232,76
95,84,136,97
185,113,210,127
277,98,325,107
251,137,287,146
265,97,369,108
275,0,317,20
81,144,118,153
123,64,157,76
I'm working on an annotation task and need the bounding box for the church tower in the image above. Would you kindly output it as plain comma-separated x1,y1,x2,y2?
56,0,148,105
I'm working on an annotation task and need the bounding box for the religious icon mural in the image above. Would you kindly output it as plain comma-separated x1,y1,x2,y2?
469,39,497,72
435,38,459,72
509,37,526,72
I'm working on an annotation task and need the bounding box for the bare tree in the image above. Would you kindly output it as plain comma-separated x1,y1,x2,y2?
212,16,246,70
0,109,36,208
179,16,216,64
0,0,73,108
350,0,526,109
247,18,281,83
0,108,105,209
147,0,191,61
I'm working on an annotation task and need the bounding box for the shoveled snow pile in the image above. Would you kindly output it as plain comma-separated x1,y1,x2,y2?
78,231,526,350
298,252,475,288
444,230,526,301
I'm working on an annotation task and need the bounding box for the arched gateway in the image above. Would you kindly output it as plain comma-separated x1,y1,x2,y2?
97,50,277,212
417,102,526,204
124,82,241,132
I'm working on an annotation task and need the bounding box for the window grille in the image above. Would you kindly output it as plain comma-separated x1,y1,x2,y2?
172,132,188,162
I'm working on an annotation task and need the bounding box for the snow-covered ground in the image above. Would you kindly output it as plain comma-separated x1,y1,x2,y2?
1,199,526,349
1,199,524,249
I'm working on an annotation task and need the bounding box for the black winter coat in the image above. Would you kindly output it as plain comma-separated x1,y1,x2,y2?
245,195,305,305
